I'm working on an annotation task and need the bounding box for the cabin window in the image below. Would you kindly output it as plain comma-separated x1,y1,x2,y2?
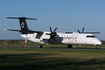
86,35,95,38
36,33,42,39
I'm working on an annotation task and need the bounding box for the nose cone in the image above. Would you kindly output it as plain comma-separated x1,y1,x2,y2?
98,40,102,45
96,39,102,45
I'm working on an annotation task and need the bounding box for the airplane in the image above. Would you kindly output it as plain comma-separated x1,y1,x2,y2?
5,17,102,49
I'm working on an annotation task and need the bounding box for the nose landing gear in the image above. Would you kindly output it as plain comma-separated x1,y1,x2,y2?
38,45,43,48
94,46,97,49
94,45,97,49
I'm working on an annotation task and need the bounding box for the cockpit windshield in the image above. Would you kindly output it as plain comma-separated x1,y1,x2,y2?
86,35,95,38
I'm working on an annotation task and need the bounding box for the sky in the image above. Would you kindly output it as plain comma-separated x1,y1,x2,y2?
0,0,105,40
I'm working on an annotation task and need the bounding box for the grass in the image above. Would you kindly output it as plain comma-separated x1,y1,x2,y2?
1,43,105,48
0,44,105,70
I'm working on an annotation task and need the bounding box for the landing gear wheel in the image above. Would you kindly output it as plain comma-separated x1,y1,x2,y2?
68,44,72,48
94,46,97,49
38,45,43,48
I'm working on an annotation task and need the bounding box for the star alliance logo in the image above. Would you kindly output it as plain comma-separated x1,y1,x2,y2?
21,22,24,28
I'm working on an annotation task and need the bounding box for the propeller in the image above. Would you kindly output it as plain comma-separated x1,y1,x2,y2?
46,26,57,42
77,27,100,34
77,27,85,33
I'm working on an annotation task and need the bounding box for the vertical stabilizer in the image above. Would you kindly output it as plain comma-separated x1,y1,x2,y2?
7,17,37,34
19,17,29,31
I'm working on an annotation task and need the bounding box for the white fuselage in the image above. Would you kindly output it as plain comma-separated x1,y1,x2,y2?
21,32,102,46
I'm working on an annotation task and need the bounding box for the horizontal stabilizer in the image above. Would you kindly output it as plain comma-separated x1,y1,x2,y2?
7,17,37,20
5,29,43,34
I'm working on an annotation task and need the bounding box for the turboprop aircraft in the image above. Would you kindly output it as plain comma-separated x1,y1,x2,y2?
5,17,102,49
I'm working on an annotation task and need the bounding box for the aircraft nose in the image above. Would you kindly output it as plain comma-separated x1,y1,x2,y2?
93,38,102,45
96,40,102,45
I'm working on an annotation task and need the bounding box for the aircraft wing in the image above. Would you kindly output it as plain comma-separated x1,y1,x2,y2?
82,32,100,34
5,29,43,34
65,32,73,34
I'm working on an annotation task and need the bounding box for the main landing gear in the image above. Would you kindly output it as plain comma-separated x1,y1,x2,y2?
94,45,97,49
38,45,43,48
68,44,72,48
38,40,43,48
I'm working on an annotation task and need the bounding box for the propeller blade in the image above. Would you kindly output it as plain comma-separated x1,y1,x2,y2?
49,26,52,33
82,27,84,33
53,38,55,42
48,27,58,42
48,37,55,42
77,29,81,33
54,27,57,32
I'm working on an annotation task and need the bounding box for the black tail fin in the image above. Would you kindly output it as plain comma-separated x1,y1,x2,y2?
7,17,37,34
19,18,29,31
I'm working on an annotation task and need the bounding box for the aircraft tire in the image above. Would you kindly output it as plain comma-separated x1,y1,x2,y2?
68,44,72,48
38,45,43,48
94,46,97,49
